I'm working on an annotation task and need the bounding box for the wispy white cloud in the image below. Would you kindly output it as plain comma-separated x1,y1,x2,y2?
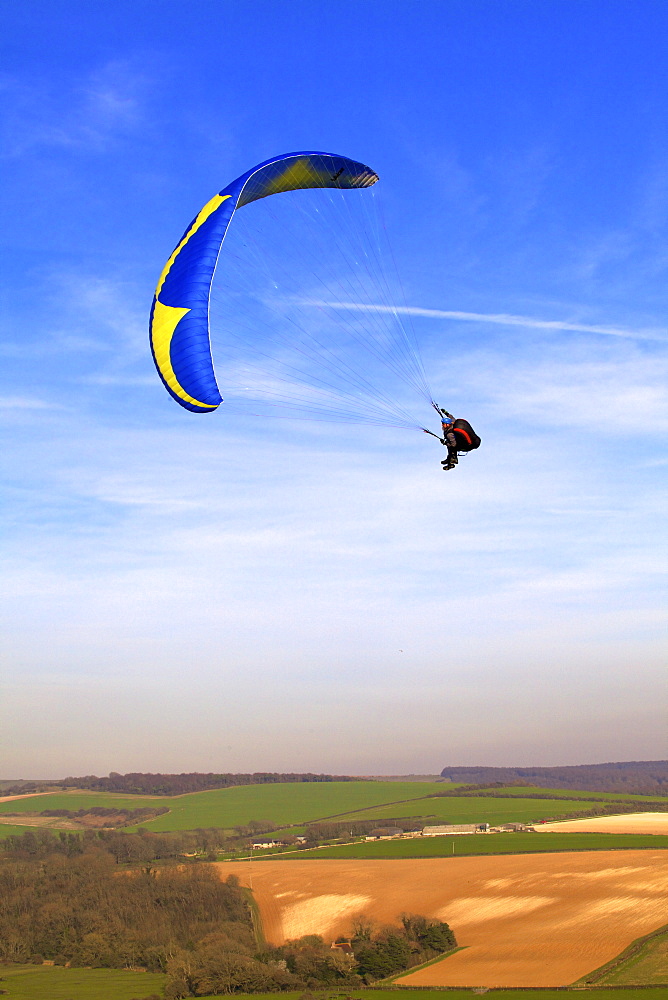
0,60,147,158
31,272,149,371
304,301,668,342
2,382,665,774
0,395,57,410
455,350,668,432
81,374,156,386
64,275,147,356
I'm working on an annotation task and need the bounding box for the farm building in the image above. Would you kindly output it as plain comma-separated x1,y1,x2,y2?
422,823,490,836
251,837,285,849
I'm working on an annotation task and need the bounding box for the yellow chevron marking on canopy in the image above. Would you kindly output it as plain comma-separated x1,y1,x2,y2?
151,300,218,409
150,192,231,409
255,158,329,198
154,193,231,299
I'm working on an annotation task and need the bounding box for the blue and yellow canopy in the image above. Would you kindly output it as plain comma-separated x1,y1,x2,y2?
150,151,378,413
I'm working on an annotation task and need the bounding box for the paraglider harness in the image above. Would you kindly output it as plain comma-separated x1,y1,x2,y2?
423,404,481,470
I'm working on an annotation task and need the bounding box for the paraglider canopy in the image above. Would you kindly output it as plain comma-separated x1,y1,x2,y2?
150,151,379,413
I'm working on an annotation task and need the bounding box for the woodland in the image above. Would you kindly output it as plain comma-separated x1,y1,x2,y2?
0,831,455,998
439,761,668,794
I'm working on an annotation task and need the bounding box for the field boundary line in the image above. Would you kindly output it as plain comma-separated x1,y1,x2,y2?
243,887,267,949
574,922,668,986
373,985,668,992
379,946,467,984
253,839,668,861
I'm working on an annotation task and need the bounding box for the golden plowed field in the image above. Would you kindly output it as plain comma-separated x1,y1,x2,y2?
534,812,668,835
220,850,668,987
0,791,56,803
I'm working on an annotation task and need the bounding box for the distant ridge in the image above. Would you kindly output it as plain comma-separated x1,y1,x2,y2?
439,761,668,795
1,772,360,797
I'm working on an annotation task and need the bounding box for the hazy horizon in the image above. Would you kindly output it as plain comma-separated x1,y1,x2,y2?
3,760,667,785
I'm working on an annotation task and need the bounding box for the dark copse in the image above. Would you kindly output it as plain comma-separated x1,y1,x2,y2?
351,915,457,981
401,913,458,953
353,933,412,978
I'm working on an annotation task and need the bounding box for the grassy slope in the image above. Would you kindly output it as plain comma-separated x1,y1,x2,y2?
601,932,668,984
139,781,449,831
581,924,668,986
0,824,51,840
0,782,450,834
0,791,166,815
460,785,668,803
330,794,610,825
1,972,666,1000
0,964,165,999
194,990,668,1000
260,831,668,858
0,791,170,838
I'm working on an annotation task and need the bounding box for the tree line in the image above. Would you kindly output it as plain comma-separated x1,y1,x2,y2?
302,818,422,841
165,914,456,997
2,827,260,864
2,772,359,797
2,822,404,867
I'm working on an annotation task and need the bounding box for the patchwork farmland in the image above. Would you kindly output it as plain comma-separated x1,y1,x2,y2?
3,779,665,837
2,779,667,991
0,781,450,834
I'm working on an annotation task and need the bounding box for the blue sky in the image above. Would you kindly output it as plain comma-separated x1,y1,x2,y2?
1,0,666,778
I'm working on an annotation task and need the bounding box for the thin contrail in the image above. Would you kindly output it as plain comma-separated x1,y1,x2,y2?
303,301,668,342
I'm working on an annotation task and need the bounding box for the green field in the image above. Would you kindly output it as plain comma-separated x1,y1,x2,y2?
0,791,170,839
0,782,451,834
194,990,668,1000
331,794,611,826
2,781,664,840
458,785,668,804
138,782,464,832
260,831,668,859
582,925,668,986
0,824,52,840
0,791,166,815
2,972,667,1000
0,964,165,999
601,933,668,984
